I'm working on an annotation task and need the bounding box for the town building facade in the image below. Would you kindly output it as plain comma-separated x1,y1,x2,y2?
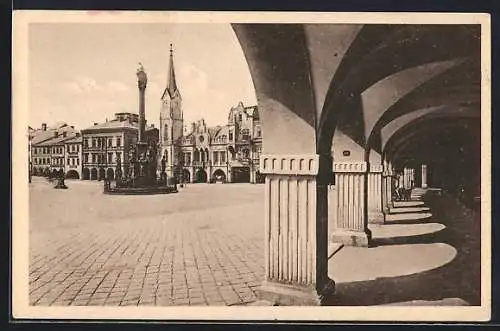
64,135,83,179
159,46,263,184
31,123,78,177
80,112,159,181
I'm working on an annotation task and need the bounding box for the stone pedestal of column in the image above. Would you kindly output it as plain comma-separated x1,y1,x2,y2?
257,154,335,306
368,164,384,224
330,162,372,247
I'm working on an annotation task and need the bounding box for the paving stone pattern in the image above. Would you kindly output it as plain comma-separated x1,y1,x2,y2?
29,179,265,306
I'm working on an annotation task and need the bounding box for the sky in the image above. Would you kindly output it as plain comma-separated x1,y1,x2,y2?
28,23,257,130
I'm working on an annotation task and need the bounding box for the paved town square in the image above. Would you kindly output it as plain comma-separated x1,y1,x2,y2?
29,178,265,306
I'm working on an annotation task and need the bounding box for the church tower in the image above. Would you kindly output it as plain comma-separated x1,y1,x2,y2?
160,44,183,179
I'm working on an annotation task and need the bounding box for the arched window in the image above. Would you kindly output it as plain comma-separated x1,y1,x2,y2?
194,149,200,162
164,150,168,162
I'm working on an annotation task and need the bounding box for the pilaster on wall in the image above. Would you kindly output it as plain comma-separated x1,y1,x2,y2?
368,164,384,224
330,161,371,247
258,154,334,306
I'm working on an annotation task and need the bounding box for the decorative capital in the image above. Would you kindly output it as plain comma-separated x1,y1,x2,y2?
333,161,367,173
260,154,319,176
369,164,383,173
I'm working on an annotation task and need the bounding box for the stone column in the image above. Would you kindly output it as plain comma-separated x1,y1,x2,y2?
403,167,409,189
367,164,384,224
330,162,371,247
258,154,335,305
421,164,428,188
382,161,394,212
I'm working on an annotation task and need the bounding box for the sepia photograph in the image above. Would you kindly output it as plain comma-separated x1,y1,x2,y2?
12,11,491,321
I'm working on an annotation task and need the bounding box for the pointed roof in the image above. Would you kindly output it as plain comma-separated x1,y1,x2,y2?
162,44,179,99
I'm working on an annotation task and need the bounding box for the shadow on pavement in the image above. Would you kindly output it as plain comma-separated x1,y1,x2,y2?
325,190,481,306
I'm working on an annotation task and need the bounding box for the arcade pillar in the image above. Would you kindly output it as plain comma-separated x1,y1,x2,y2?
382,161,394,213
258,154,334,305
421,164,428,188
330,162,371,247
367,164,384,224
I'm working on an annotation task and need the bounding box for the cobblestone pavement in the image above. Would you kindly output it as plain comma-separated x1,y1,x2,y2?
29,178,265,306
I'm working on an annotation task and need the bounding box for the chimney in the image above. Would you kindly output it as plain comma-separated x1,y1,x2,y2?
94,122,98,126
42,123,47,131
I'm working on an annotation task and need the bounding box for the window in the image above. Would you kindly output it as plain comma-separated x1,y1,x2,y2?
84,139,88,148
108,153,113,164
242,129,250,141
229,131,233,140
213,152,219,165
243,149,250,158
220,151,226,163
84,154,89,163
239,114,242,121
92,154,96,163
108,138,112,147
116,152,121,163
116,137,121,147
68,158,70,165
77,145,79,152
77,158,79,166
92,139,96,148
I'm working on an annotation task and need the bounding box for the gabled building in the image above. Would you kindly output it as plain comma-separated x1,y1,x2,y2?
31,123,78,176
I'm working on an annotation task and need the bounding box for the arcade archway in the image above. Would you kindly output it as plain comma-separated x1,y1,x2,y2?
195,169,207,183
106,168,115,181
90,168,98,180
182,169,191,183
98,168,106,181
82,168,90,180
232,23,482,306
65,170,80,179
212,169,226,182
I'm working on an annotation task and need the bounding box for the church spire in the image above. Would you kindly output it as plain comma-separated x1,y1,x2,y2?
165,43,178,98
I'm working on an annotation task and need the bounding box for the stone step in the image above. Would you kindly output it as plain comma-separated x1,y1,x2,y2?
389,206,430,214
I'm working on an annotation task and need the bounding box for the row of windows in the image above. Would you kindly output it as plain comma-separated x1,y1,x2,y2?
212,151,227,165
51,158,64,166
83,137,121,148
33,146,64,154
67,144,80,153
83,152,122,164
67,157,80,166
33,158,50,165
34,157,80,166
